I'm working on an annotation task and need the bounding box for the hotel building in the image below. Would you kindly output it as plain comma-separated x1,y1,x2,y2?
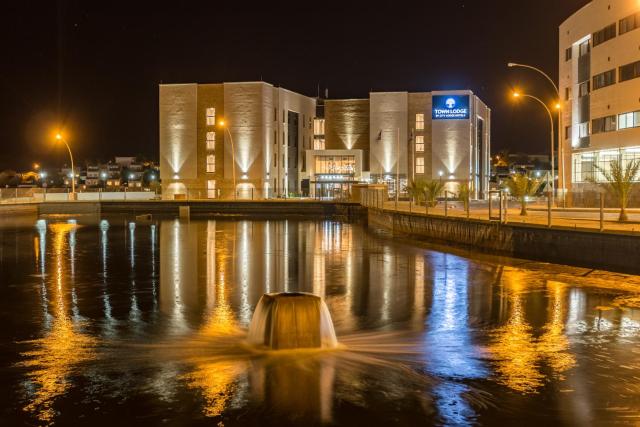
159,82,491,200
560,0,640,194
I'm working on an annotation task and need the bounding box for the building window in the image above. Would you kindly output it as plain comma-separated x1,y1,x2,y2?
416,113,425,130
565,125,571,140
573,148,640,183
592,115,617,134
619,12,640,35
313,139,325,150
206,154,215,173
578,81,590,97
206,108,216,126
619,60,640,82
578,122,590,138
206,131,215,150
314,155,356,174
415,157,424,174
579,40,590,57
565,87,571,101
593,23,616,47
565,46,572,61
618,110,640,129
314,118,325,136
207,180,216,199
593,69,616,90
415,135,424,152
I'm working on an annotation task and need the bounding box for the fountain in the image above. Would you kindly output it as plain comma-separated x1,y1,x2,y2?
247,293,338,350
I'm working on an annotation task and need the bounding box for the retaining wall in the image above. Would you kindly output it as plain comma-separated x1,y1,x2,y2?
368,208,640,274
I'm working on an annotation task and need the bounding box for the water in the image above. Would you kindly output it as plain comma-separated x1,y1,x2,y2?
1,215,640,425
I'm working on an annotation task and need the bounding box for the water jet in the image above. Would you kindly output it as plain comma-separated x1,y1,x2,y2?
248,293,338,350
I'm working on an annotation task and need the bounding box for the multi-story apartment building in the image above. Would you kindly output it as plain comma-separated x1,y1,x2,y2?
159,82,315,199
560,0,640,193
159,81,491,200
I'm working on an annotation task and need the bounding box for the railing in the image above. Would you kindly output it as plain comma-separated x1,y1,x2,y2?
360,188,640,234
0,188,160,204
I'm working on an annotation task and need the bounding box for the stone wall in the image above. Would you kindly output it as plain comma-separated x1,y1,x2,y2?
368,208,640,274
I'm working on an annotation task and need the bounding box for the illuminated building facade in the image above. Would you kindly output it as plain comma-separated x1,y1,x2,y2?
160,82,490,199
560,0,640,194
159,82,315,199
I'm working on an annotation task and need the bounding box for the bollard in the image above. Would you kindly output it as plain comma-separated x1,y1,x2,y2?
444,192,448,217
503,193,508,224
466,194,470,220
600,193,605,232
547,191,552,228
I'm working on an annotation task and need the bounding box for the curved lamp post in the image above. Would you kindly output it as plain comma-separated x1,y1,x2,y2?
217,120,236,199
508,62,564,206
55,133,76,197
512,91,555,204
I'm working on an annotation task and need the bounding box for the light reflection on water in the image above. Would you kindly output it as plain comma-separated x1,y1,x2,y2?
2,217,640,425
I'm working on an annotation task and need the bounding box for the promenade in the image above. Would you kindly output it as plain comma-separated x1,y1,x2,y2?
374,200,640,235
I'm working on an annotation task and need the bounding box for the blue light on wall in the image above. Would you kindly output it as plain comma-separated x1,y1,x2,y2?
432,95,470,120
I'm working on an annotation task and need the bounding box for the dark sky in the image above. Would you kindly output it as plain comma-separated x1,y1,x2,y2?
1,0,590,171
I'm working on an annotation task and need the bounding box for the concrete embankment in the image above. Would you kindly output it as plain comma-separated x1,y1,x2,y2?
1,200,364,220
367,208,640,274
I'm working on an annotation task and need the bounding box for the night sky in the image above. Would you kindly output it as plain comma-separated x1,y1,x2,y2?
1,0,590,171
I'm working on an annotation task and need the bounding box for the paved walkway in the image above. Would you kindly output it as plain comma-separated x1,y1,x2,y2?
376,200,640,235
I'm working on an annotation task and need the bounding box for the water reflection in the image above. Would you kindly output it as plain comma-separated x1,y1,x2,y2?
487,271,575,393
20,222,96,424
7,218,640,425
424,252,487,425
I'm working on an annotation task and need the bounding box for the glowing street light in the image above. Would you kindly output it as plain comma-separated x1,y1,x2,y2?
511,91,555,205
508,61,565,206
54,132,76,197
218,119,237,199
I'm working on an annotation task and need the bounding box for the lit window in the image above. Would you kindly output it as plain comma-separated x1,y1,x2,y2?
415,135,424,152
207,180,217,199
618,111,640,129
206,107,216,126
578,81,590,97
206,131,215,150
415,157,425,174
314,119,325,136
579,40,590,57
206,154,215,173
578,122,590,137
314,139,325,150
416,113,425,130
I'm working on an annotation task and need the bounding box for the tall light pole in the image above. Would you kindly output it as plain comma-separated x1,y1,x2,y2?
508,62,563,206
218,120,236,200
512,92,555,205
55,133,76,197
395,127,400,209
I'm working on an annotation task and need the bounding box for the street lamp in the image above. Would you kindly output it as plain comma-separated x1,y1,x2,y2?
55,132,76,197
512,91,555,204
508,62,564,206
218,119,237,199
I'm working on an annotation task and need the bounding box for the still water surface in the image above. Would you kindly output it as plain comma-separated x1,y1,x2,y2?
1,216,640,426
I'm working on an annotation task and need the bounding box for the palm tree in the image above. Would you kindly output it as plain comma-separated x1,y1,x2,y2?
504,174,541,216
406,179,427,204
424,180,445,208
591,159,640,221
457,181,471,211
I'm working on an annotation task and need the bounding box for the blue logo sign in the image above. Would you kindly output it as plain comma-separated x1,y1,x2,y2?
432,95,470,120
